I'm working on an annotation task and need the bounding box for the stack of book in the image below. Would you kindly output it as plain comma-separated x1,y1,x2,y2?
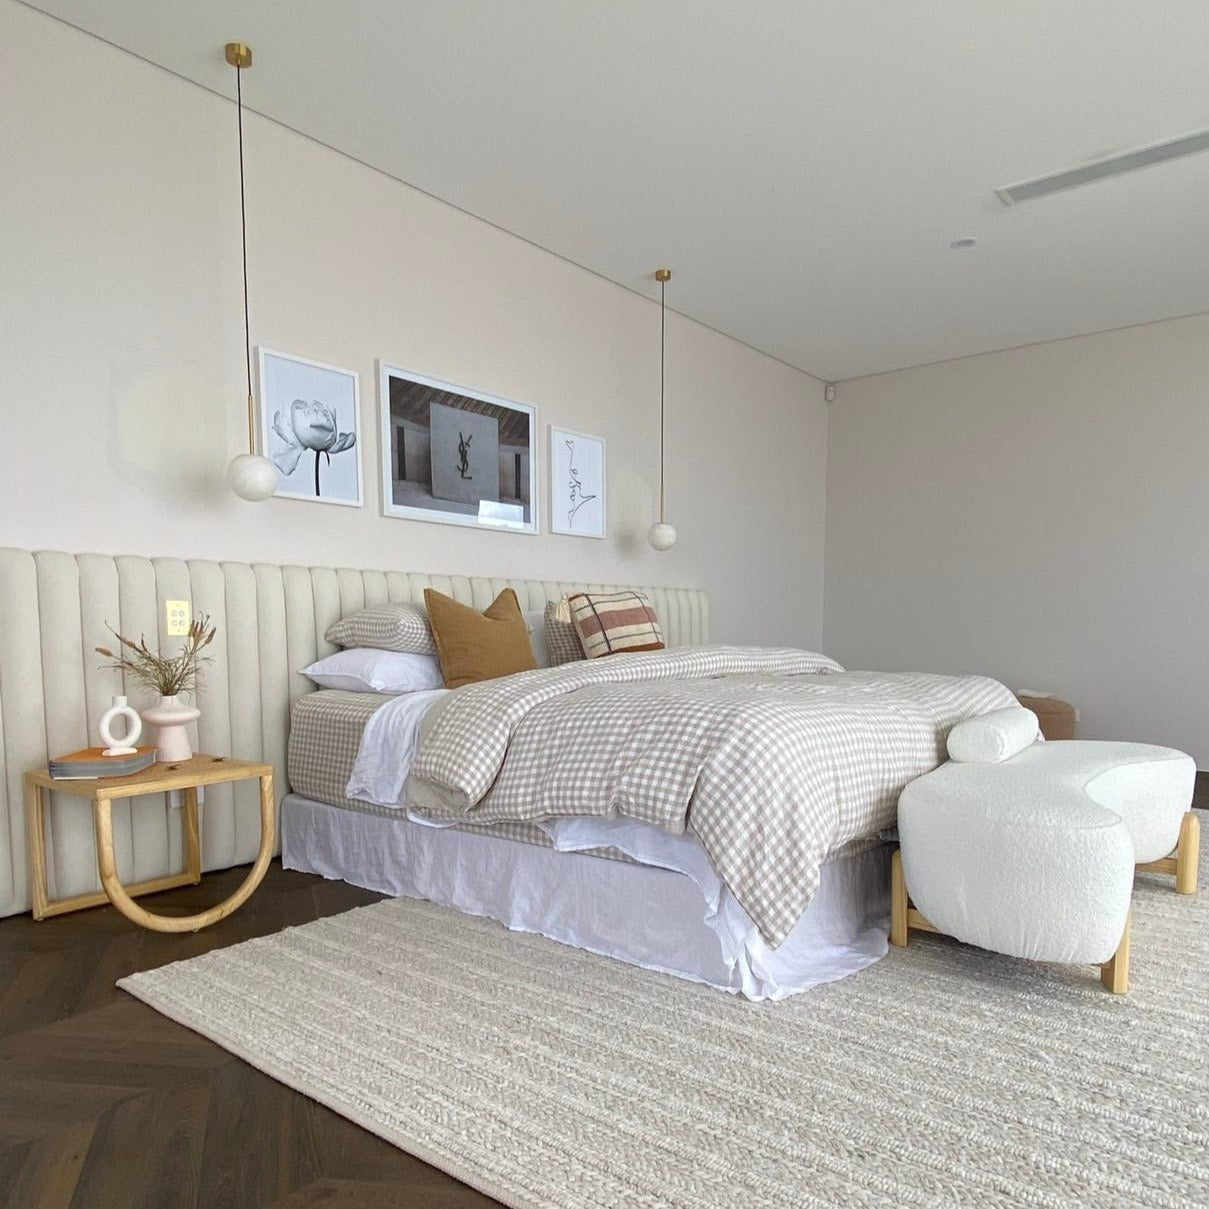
48,747,158,780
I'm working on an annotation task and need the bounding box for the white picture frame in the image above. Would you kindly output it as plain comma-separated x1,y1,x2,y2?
258,347,363,507
549,425,606,539
378,362,539,534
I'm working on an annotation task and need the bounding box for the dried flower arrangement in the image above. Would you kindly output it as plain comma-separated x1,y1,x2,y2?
96,615,217,698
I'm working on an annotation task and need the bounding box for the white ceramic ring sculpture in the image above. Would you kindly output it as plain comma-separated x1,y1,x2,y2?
99,695,142,757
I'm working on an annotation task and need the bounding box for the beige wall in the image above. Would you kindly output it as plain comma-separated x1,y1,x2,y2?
0,3,828,648
825,313,1209,766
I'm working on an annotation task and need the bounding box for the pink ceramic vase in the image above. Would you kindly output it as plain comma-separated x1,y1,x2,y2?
139,694,201,762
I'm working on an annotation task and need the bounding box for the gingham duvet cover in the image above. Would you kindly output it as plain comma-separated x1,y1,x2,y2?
407,645,1017,947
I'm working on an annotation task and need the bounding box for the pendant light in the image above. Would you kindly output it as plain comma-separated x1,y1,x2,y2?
647,268,677,551
223,41,278,502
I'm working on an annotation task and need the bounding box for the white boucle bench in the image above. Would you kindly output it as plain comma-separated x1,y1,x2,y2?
892,709,1198,994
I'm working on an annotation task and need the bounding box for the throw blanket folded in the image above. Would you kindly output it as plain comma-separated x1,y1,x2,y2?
408,645,1017,947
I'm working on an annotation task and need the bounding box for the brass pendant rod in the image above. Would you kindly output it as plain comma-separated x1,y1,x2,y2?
657,272,668,522
235,59,255,455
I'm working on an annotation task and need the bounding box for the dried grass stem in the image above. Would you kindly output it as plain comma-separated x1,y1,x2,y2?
95,615,216,699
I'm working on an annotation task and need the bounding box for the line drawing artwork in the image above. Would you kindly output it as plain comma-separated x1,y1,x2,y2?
549,425,604,538
564,437,597,528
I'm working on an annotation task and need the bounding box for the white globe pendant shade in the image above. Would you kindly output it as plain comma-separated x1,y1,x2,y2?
227,452,278,502
647,521,677,551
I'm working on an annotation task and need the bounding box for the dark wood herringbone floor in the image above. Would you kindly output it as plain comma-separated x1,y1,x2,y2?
0,862,502,1209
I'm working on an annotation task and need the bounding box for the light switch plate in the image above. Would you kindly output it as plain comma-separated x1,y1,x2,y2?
166,599,191,636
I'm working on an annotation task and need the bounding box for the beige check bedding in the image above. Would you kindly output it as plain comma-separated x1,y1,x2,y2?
287,690,572,848
408,646,1018,947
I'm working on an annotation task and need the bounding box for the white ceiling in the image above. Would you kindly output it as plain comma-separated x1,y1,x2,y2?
22,0,1209,380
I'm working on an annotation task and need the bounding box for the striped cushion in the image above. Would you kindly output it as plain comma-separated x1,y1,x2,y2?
567,591,665,658
325,602,437,655
543,601,585,666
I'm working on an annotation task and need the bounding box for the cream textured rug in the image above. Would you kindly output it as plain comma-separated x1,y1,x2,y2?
120,837,1209,1209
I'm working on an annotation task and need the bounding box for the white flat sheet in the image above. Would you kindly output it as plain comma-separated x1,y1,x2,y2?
282,793,890,1001
345,688,448,808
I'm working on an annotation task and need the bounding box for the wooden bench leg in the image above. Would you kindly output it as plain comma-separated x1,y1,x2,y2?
890,849,909,947
1135,811,1200,893
894,843,1131,994
1100,911,1131,994
1176,811,1200,895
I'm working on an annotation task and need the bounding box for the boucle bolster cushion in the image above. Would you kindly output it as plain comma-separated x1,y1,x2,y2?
325,602,436,655
543,600,585,665
947,706,1040,764
566,590,665,658
424,587,537,689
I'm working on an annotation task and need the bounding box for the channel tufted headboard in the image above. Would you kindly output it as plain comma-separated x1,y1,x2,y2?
0,548,708,918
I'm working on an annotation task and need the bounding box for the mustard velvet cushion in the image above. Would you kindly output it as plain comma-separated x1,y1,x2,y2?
424,588,538,689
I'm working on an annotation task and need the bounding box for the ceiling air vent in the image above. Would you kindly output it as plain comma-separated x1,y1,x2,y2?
996,128,1209,205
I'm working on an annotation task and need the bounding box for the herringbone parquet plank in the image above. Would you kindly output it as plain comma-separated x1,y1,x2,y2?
0,862,501,1209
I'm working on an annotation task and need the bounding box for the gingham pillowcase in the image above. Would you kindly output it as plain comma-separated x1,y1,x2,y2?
543,601,585,665
324,602,437,655
567,590,665,658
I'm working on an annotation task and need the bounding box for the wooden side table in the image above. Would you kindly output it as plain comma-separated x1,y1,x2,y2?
25,754,275,933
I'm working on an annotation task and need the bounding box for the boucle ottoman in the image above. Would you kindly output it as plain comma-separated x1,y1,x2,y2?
893,714,1198,994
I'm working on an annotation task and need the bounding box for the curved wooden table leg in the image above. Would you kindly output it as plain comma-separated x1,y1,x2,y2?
93,775,276,933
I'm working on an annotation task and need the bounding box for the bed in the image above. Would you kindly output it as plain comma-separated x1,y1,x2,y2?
283,646,1017,1000
0,550,708,921
0,545,1013,998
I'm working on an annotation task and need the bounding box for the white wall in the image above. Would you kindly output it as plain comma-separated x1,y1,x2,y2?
825,313,1209,766
0,2,828,648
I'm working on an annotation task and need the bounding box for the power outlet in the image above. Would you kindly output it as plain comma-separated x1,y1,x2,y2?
167,786,203,810
166,599,191,636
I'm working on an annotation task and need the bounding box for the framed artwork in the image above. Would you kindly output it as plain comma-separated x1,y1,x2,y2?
549,425,606,539
378,363,538,533
258,348,362,506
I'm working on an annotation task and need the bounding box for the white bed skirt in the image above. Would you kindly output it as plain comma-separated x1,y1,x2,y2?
282,794,890,1001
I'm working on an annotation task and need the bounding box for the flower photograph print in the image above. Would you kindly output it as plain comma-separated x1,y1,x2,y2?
379,364,538,533
259,348,362,506
549,426,605,538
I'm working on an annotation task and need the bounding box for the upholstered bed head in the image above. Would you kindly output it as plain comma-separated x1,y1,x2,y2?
0,548,708,918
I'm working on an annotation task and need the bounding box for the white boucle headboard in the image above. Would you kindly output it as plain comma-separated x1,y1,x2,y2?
0,548,708,918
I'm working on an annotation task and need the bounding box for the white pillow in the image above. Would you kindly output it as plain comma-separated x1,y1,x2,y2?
947,706,1040,764
523,609,551,668
302,649,445,694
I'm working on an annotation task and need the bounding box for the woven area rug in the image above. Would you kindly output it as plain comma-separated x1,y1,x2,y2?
120,833,1209,1209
